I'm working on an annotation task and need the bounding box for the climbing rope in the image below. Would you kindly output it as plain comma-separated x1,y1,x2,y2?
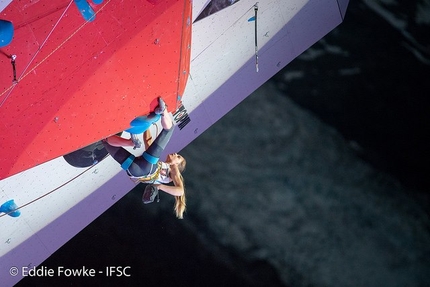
0,160,102,218
0,0,112,106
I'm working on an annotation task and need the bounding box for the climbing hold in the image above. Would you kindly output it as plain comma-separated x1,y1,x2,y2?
126,114,160,134
73,0,96,22
0,20,14,47
0,200,21,217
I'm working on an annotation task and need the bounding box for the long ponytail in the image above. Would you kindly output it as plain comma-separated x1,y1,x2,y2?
174,193,186,219
174,159,186,219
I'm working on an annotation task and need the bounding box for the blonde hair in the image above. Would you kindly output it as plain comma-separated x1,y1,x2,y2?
174,158,186,219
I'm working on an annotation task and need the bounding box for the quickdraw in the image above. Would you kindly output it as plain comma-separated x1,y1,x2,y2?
11,54,17,83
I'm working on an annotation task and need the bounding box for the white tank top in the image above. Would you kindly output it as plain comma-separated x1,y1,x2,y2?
127,162,171,183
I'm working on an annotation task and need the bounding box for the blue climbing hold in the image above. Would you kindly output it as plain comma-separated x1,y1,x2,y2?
74,0,96,22
0,20,14,48
125,114,160,134
92,0,104,4
0,199,21,217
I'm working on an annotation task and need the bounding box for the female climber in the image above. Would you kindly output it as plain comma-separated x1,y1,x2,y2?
102,98,187,219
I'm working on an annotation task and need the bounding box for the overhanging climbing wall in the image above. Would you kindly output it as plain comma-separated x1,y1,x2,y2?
0,0,192,179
